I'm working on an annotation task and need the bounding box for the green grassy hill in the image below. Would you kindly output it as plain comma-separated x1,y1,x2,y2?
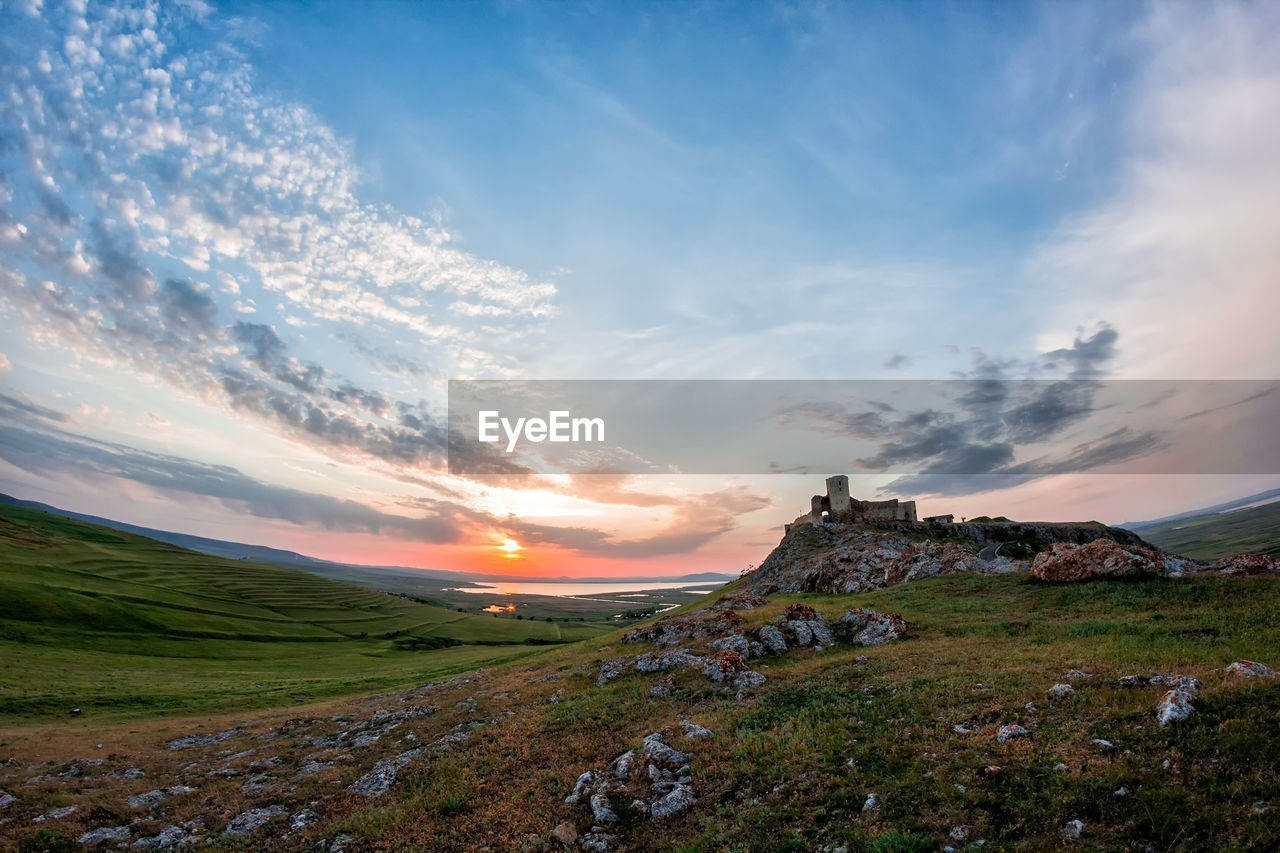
0,505,608,720
1129,500,1280,559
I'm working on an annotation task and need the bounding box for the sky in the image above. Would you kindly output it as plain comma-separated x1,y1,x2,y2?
0,0,1277,578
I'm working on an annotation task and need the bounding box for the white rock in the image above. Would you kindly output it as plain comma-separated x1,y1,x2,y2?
680,721,714,739
649,784,695,820
78,826,131,845
996,724,1029,744
1156,689,1196,726
1227,660,1277,679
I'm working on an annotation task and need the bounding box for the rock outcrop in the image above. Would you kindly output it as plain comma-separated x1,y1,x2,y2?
1031,540,1198,582
741,517,1198,595
1209,554,1280,576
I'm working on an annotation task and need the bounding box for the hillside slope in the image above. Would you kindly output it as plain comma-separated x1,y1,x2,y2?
0,505,606,719
1129,500,1280,559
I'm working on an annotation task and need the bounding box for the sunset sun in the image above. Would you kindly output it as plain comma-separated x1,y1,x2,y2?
499,538,522,555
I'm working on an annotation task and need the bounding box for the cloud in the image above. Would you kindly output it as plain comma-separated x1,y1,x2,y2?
0,0,559,480
1036,325,1118,380
502,485,772,558
882,354,910,370
0,396,771,559
0,415,471,542
0,392,69,424
1028,3,1280,379
158,278,218,335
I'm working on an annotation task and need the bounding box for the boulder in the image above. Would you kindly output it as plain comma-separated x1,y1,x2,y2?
551,821,577,845
1032,540,1184,581
635,650,705,674
1156,688,1196,726
710,592,769,610
996,724,1029,744
166,728,239,750
1209,554,1280,576
224,805,285,835
756,625,787,654
134,825,192,849
841,608,907,645
680,721,714,739
597,657,630,686
649,784,695,820
709,634,752,658
732,670,767,697
622,610,744,646
347,749,420,796
1227,660,1277,679
77,826,131,846
702,650,748,682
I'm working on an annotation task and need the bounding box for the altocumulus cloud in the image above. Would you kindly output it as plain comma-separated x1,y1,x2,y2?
0,0,556,477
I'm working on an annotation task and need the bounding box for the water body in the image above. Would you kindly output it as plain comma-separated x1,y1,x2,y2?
446,580,726,597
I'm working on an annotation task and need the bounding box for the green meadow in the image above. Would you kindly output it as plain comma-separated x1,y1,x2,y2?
0,505,609,721
1134,499,1280,559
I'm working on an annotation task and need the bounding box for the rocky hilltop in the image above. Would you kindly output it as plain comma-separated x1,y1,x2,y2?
740,519,1267,595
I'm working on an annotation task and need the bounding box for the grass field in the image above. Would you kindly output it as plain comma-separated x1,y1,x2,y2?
337,571,1280,851
0,505,609,721
1132,499,1280,559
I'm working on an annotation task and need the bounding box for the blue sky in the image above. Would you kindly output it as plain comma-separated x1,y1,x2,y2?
0,0,1277,575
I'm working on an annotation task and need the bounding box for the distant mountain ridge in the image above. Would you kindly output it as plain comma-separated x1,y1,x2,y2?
0,494,737,584
1122,488,1280,529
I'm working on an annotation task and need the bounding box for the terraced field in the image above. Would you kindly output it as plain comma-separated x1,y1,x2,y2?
0,506,610,720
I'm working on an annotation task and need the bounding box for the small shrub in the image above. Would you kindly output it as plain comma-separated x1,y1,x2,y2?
437,795,468,815
867,829,935,853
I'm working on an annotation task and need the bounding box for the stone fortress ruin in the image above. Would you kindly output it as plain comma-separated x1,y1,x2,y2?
786,475,950,532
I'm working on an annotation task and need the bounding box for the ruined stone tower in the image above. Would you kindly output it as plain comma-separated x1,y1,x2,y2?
825,475,852,518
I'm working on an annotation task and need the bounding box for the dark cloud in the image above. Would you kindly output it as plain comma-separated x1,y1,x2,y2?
1038,325,1118,379
0,417,469,542
159,279,219,335
1001,381,1097,444
0,393,69,424
1010,428,1166,475
1177,385,1277,422
88,219,154,300
882,354,909,370
230,322,288,369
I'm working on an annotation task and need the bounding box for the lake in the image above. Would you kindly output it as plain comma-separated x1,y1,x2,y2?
447,580,725,597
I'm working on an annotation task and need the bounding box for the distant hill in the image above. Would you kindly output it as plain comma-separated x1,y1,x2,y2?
0,503,607,719
0,494,737,586
1124,499,1280,559
1122,487,1280,529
